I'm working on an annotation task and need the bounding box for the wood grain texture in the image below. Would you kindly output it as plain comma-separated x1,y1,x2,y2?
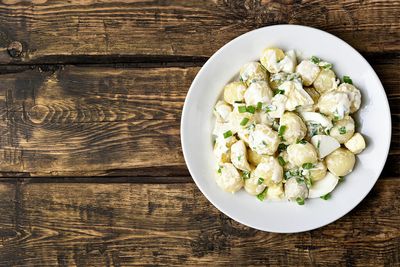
0,0,398,64
0,57,398,177
0,179,398,266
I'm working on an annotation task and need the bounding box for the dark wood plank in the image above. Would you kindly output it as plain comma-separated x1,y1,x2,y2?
0,58,398,178
0,0,398,64
0,179,398,266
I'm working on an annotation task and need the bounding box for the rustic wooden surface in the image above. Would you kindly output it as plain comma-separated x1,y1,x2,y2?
0,0,398,266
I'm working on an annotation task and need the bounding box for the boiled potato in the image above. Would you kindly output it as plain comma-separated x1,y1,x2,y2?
313,69,337,94
213,100,232,122
223,81,247,104
287,142,318,167
284,177,309,201
231,140,251,172
329,116,355,144
345,133,366,154
325,148,355,176
296,60,320,86
337,83,361,113
244,80,273,106
248,124,279,155
317,91,351,120
244,170,267,196
240,62,268,85
302,161,327,182
260,48,285,73
266,182,285,200
215,163,243,193
279,112,307,144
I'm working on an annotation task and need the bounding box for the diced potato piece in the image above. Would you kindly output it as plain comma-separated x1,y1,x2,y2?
296,60,320,86
260,48,285,73
223,81,247,104
313,69,337,94
325,148,355,176
345,133,366,154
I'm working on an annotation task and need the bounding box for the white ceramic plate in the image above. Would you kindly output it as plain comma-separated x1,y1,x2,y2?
181,25,391,233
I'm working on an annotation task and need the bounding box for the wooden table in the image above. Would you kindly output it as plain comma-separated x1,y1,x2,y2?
0,1,398,266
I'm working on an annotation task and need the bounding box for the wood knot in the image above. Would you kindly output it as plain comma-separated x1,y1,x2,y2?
27,105,50,124
7,41,23,58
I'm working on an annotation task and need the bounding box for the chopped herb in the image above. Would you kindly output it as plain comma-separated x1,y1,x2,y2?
262,140,268,146
277,156,286,166
246,105,256,114
239,77,244,82
274,89,285,95
317,140,321,149
264,104,276,113
213,139,216,146
278,143,288,152
240,117,249,126
257,102,262,110
237,155,242,161
302,163,313,169
297,139,307,144
343,75,353,84
278,125,287,137
339,126,347,134
238,106,247,113
333,114,340,121
217,167,222,174
296,177,304,184
322,63,333,69
258,177,264,185
320,193,331,200
234,100,244,104
296,197,305,205
305,177,313,188
242,171,250,180
257,188,268,201
339,176,345,183
325,128,331,135
223,130,232,139
311,56,321,64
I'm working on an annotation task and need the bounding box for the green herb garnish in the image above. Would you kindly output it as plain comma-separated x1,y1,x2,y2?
302,163,313,169
339,176,345,183
223,130,232,139
322,63,333,69
339,126,347,134
278,125,286,137
278,143,288,152
257,102,262,110
277,156,286,166
320,193,331,200
343,75,353,84
274,89,285,96
242,171,250,180
296,197,305,205
217,167,222,174
317,140,321,149
258,177,264,185
246,105,256,114
257,188,268,201
297,139,307,144
305,178,313,188
240,117,249,126
238,106,247,113
311,56,321,64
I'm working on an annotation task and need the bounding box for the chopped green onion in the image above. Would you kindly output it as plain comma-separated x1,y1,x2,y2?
274,89,285,96
297,139,307,144
296,197,305,205
311,56,321,64
237,155,242,161
277,156,286,166
339,176,345,183
257,188,268,201
258,177,264,185
339,126,347,134
217,167,222,174
242,171,250,180
305,178,313,188
262,140,268,146
278,125,286,137
278,143,288,152
343,75,353,84
223,130,232,139
240,117,249,126
257,102,262,110
246,105,256,114
317,140,321,149
239,77,244,82
322,63,333,69
302,163,313,169
234,100,244,104
238,106,247,113
320,193,331,200
296,177,304,184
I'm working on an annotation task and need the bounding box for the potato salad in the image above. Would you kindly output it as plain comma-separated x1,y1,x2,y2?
212,48,366,205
